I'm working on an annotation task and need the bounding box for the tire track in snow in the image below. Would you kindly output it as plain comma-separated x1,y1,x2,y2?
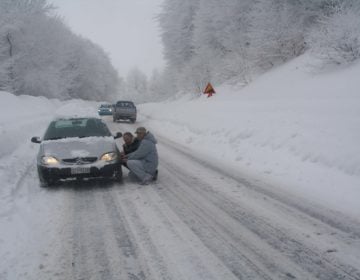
113,182,240,280
156,164,307,280
158,136,360,238
70,187,114,280
99,187,148,280
66,183,150,280
156,144,360,280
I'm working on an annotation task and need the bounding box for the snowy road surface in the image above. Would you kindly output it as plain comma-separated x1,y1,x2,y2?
1,117,360,280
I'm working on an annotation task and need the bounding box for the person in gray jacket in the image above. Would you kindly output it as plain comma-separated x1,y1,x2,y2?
123,127,158,185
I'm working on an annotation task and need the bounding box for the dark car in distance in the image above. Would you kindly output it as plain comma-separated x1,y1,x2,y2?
112,101,137,123
98,104,113,116
31,117,123,187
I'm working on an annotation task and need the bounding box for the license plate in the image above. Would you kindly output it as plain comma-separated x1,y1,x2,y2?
71,167,90,175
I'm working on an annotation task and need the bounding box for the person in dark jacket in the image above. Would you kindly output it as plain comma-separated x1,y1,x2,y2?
122,127,158,185
122,132,140,155
121,132,140,168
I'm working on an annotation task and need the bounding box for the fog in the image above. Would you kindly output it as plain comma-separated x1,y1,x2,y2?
50,0,165,77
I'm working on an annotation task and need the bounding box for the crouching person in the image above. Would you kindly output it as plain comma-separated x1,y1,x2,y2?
124,127,158,185
121,132,140,169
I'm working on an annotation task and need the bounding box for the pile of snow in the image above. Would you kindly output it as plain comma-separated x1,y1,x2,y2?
0,91,99,157
139,54,360,219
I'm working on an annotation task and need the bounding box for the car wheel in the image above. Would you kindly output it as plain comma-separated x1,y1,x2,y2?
130,118,136,123
113,165,123,182
38,169,58,188
113,117,117,122
39,176,58,188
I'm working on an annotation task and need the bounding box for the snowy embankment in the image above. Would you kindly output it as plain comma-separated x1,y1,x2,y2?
139,54,360,220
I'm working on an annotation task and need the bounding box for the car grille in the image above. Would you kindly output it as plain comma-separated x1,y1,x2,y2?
62,157,98,165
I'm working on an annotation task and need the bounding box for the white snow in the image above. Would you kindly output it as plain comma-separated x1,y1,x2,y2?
1,53,360,278
70,150,91,157
43,136,114,144
138,53,360,220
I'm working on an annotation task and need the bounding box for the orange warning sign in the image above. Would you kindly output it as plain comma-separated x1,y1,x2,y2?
203,83,216,97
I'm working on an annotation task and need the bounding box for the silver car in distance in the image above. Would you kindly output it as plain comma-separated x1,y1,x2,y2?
31,117,122,187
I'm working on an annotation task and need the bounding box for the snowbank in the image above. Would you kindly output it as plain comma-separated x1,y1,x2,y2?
139,54,360,219
0,91,99,157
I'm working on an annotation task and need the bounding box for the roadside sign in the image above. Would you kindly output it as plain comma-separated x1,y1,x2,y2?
203,83,216,97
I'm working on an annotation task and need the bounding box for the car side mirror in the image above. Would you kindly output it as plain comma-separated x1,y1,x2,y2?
114,132,122,139
31,136,41,143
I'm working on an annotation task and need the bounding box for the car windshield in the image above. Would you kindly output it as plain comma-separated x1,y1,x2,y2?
116,101,134,108
43,118,112,140
100,104,111,108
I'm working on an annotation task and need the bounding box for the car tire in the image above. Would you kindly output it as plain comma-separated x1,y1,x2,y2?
39,180,49,188
113,165,123,182
130,118,136,123
38,169,58,188
39,176,57,188
113,117,117,122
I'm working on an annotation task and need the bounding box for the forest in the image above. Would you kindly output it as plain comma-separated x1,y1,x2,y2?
0,0,120,101
1,0,359,102
157,0,360,95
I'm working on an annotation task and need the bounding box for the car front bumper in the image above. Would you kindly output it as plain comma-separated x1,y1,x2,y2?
98,110,113,115
114,114,136,119
38,162,121,181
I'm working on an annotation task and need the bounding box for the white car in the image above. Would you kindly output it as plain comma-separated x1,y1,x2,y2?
31,117,123,187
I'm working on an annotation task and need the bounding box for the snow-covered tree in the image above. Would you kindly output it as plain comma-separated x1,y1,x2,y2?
158,0,199,71
310,0,360,64
125,67,148,103
156,0,360,95
0,0,121,101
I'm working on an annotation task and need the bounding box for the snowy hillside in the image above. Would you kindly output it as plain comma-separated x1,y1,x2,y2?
139,54,360,219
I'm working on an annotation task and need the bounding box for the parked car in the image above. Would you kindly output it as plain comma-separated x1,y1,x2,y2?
112,101,137,123
31,117,123,187
98,104,113,116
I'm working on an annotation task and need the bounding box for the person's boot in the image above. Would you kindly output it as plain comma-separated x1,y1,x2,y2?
152,169,158,181
140,174,153,185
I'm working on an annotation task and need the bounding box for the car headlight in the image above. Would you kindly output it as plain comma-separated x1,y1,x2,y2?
41,156,59,165
100,152,118,162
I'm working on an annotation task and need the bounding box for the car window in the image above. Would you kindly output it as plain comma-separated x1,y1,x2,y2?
116,102,134,108
43,119,112,140
54,119,87,128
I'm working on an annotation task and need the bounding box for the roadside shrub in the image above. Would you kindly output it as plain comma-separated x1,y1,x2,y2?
311,4,360,64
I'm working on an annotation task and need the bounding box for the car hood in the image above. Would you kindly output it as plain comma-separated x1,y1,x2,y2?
40,136,116,160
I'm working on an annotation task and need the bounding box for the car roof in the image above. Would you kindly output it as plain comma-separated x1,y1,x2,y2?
53,116,101,122
116,100,134,103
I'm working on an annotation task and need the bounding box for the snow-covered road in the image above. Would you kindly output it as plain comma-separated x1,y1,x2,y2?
2,115,360,280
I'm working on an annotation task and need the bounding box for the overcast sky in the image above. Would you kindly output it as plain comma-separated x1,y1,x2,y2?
50,0,165,78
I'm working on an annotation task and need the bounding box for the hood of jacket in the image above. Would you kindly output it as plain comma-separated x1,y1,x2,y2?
144,132,157,144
